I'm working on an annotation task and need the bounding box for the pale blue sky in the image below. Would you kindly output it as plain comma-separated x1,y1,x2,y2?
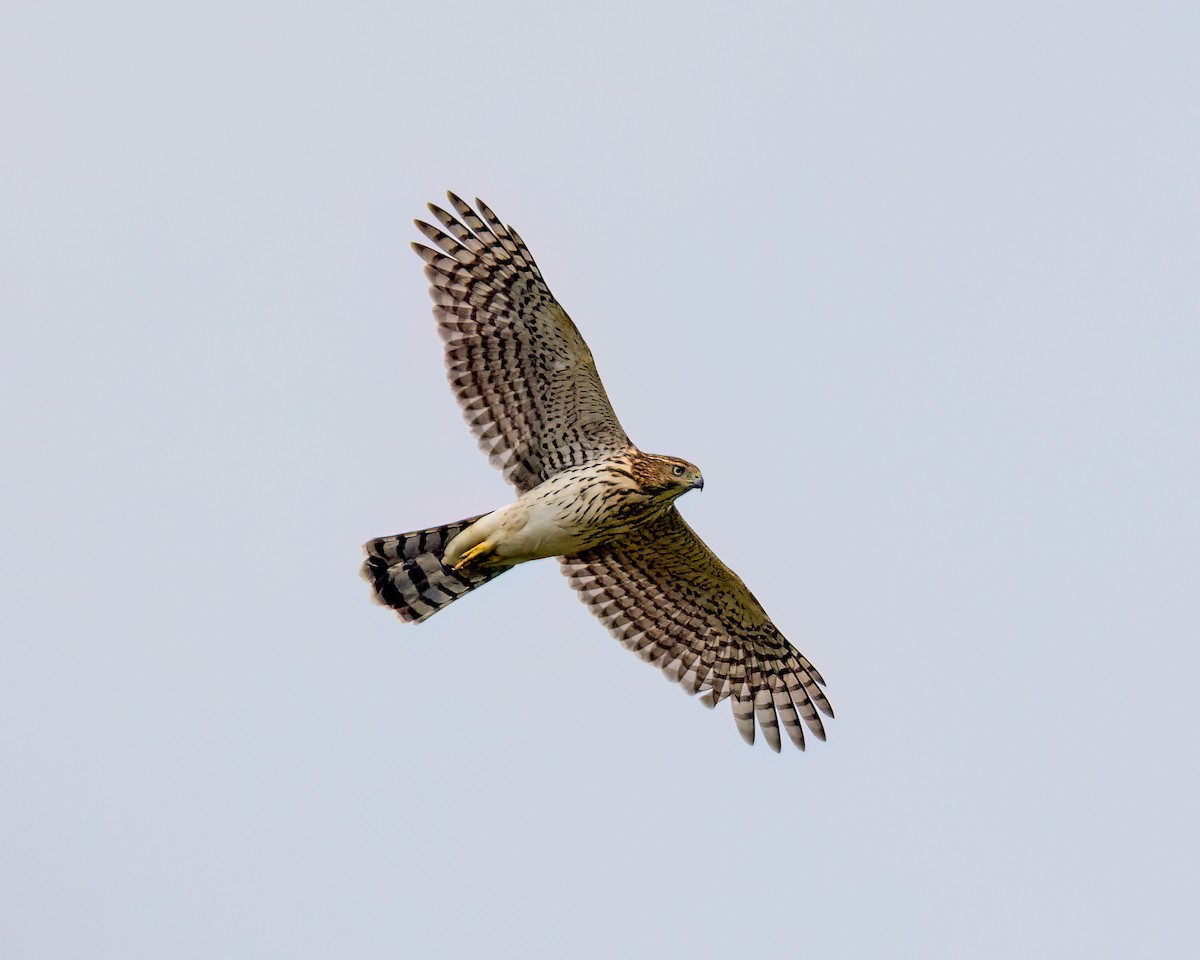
3,2,1198,957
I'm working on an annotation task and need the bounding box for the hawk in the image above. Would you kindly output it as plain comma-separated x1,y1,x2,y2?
361,193,834,751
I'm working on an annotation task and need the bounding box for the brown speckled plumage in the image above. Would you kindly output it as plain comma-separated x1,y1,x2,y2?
362,194,834,752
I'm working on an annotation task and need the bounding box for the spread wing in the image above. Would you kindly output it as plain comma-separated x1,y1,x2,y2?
414,194,631,494
560,509,834,752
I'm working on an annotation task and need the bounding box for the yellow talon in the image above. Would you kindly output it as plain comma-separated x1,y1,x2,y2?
453,540,497,572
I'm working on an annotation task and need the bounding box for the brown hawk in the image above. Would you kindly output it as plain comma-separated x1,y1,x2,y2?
361,193,834,751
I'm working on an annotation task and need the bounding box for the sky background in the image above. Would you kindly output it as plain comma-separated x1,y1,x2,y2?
4,2,1198,957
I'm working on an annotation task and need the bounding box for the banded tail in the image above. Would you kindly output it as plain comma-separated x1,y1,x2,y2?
361,515,509,623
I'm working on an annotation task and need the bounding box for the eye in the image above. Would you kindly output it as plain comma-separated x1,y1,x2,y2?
672,465,685,477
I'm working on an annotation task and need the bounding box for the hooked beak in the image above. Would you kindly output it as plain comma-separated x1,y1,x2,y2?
692,476,705,491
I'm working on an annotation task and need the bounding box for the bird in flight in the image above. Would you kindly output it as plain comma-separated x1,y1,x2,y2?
361,193,833,751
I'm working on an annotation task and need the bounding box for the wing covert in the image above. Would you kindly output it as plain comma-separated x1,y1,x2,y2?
415,194,631,493
560,509,834,752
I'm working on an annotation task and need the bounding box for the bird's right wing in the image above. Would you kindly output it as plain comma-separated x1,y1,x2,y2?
415,194,632,494
560,508,834,752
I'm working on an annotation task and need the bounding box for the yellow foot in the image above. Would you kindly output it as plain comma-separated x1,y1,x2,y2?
452,540,499,573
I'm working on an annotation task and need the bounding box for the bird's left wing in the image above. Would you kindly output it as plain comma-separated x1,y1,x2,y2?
560,509,834,751
415,194,631,494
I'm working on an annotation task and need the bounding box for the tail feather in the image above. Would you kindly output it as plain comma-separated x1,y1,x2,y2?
361,515,508,623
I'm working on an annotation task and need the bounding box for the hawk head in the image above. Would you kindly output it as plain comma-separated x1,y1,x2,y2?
630,452,704,501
